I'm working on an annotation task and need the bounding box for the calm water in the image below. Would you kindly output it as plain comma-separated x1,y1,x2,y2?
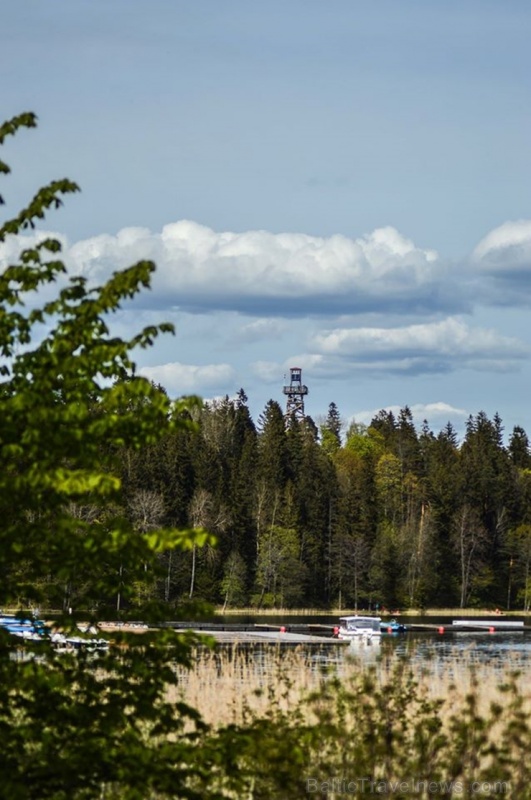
205,614,531,674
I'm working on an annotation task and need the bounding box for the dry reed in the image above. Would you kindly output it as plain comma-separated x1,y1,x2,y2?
172,643,531,729
216,606,531,615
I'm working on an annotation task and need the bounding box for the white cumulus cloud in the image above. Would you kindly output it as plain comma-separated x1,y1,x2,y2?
473,220,531,267
295,317,529,377
139,362,236,395
311,317,528,367
58,220,456,316
471,219,531,306
250,313,530,383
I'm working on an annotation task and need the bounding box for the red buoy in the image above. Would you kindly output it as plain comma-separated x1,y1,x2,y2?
438,626,445,634
280,626,286,633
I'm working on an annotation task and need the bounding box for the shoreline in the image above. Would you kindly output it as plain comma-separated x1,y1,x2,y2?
215,607,531,618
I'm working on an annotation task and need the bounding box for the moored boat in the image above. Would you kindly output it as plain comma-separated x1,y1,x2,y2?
336,615,382,640
0,614,45,640
0,614,108,651
380,618,408,633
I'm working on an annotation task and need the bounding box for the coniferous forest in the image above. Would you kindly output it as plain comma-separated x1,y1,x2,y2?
20,388,531,614
2,114,531,799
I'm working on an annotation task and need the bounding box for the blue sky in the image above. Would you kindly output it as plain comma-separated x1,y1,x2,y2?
2,1,531,438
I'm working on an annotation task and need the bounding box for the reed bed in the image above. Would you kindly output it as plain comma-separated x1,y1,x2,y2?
400,608,531,618
172,646,323,726
217,607,338,616
216,606,531,620
173,643,531,729
162,643,531,797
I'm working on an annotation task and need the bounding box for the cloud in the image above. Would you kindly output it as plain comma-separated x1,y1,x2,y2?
56,220,461,317
351,402,469,429
0,231,72,306
413,401,468,417
139,361,236,395
4,219,531,358
252,355,336,384
0,231,70,269
252,361,287,383
472,220,531,306
14,218,531,319
473,220,531,267
232,317,288,344
250,313,531,383
308,317,529,375
3,220,531,428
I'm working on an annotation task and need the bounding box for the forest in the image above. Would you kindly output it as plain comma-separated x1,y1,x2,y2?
2,112,531,799
17,389,531,614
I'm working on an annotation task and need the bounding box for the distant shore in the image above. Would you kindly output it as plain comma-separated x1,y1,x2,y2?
215,607,531,617
3,605,529,620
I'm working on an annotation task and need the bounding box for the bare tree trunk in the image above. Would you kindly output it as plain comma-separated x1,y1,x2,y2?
63,581,71,614
116,563,123,613
189,545,196,600
165,550,172,603
524,560,530,612
256,491,279,608
326,498,333,603
454,505,484,609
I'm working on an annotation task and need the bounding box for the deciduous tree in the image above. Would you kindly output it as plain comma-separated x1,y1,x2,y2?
0,113,217,797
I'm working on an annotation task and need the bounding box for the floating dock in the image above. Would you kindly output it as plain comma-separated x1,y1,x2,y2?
178,628,349,645
99,619,531,643
407,620,530,633
452,619,524,629
169,623,345,645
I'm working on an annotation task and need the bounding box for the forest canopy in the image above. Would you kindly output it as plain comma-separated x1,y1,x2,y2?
1,112,531,800
1,116,530,616
102,396,531,612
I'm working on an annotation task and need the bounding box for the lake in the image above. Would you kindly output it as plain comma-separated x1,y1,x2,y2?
197,613,531,674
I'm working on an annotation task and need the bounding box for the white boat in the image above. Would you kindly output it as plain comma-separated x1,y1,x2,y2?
0,615,108,651
336,615,382,640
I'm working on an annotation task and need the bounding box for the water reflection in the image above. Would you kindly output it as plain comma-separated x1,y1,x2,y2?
384,630,530,671
207,614,531,674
